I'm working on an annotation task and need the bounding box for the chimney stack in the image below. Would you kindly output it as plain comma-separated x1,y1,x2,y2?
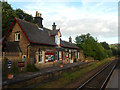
34,11,43,28
69,36,72,43
52,22,57,30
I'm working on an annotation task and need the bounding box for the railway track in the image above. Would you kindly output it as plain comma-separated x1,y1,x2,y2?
77,60,117,90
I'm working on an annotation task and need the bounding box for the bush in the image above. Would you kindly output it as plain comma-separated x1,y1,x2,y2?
26,64,39,72
2,57,8,77
9,62,19,74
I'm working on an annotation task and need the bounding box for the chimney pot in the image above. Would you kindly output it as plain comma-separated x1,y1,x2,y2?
36,11,38,17
40,13,42,17
52,22,57,30
69,36,72,43
34,11,43,28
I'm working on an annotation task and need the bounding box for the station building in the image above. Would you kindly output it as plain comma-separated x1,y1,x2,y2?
2,11,84,68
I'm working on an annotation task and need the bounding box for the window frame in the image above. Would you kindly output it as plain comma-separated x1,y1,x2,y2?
15,33,20,41
38,50,43,63
55,35,60,45
78,52,80,59
59,51,62,59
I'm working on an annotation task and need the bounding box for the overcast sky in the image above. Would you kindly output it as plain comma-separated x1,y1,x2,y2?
8,0,118,44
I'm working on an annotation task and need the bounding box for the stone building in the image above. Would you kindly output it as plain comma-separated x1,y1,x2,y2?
2,11,83,68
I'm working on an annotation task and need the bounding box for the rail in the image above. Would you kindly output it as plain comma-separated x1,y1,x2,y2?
77,60,117,90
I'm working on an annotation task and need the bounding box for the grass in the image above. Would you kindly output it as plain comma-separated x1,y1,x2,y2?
35,57,115,88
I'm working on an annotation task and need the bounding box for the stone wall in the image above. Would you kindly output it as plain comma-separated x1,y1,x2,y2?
6,23,30,56
3,62,93,88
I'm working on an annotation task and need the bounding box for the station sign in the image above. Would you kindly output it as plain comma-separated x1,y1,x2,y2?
18,62,25,67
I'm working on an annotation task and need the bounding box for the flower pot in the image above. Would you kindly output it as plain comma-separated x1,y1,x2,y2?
8,74,14,79
85,60,88,62
60,64,63,68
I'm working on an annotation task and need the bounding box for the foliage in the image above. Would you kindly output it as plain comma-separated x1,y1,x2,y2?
100,42,110,50
3,58,19,76
2,57,8,77
100,41,113,57
110,44,120,56
75,33,108,60
2,1,35,37
26,64,39,72
8,62,19,74
2,1,15,37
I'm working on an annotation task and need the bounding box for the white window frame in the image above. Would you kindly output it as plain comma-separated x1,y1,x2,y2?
75,52,77,58
78,52,80,59
69,50,71,59
38,51,43,63
55,35,60,45
59,51,62,59
15,33,20,41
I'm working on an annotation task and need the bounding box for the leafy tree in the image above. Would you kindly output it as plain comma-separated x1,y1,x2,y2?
100,42,112,57
2,1,15,37
100,42,110,50
111,46,118,56
75,33,108,60
15,9,34,23
2,1,35,37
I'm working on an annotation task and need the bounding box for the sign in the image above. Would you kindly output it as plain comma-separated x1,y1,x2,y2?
46,49,54,52
8,61,12,69
18,62,25,67
8,61,12,66
45,53,54,62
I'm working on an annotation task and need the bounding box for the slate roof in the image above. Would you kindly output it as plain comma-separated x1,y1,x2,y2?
16,18,79,49
50,30,59,36
4,42,21,52
61,40,79,49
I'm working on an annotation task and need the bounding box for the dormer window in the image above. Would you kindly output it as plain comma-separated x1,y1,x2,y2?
15,33,20,41
55,35,60,45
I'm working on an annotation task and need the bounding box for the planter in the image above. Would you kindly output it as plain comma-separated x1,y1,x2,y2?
60,64,63,68
85,60,88,62
8,74,14,79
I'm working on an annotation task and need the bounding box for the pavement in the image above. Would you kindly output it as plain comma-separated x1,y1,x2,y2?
106,59,120,90
3,61,90,86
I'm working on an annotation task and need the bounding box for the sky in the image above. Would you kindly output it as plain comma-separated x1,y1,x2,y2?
7,0,119,44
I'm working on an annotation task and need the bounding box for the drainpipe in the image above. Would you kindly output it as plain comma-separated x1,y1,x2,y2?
27,44,30,64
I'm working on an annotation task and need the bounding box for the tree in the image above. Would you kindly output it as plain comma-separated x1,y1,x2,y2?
2,1,15,37
75,33,108,60
100,42,110,50
100,42,112,57
15,9,34,23
2,1,35,37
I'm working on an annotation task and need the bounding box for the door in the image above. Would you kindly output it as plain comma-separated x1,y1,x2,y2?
38,51,43,63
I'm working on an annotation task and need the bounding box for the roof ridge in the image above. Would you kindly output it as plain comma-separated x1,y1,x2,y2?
15,17,38,27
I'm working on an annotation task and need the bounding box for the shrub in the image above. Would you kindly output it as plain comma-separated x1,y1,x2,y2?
26,64,39,72
2,57,8,77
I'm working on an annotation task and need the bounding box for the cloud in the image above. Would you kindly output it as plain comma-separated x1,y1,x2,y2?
7,0,119,2
9,1,118,44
